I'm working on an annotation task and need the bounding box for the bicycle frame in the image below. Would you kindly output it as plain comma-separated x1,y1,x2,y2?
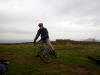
37,40,51,64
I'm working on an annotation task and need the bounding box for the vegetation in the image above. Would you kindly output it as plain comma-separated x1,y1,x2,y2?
0,43,100,75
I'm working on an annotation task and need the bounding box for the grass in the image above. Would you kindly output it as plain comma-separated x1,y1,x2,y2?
0,43,100,75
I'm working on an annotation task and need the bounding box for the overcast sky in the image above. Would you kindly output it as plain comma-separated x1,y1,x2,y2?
0,0,100,43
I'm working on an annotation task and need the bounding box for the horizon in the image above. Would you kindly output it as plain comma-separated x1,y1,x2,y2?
0,38,100,43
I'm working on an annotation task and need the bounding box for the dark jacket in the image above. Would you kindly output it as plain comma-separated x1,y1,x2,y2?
34,27,49,41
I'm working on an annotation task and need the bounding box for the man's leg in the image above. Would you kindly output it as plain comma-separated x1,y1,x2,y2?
46,38,54,51
46,38,57,57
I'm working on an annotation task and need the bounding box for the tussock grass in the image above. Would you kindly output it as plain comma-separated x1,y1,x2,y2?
0,43,100,75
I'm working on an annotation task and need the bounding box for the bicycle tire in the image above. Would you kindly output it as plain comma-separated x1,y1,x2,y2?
39,46,51,64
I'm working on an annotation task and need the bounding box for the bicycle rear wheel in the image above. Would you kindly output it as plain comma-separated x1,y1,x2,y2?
39,47,51,64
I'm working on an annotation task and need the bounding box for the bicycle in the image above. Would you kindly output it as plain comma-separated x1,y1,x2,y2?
34,41,53,64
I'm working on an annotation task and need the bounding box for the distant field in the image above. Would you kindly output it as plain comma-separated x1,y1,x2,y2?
0,43,100,75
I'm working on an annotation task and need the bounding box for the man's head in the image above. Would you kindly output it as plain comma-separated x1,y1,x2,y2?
38,23,43,29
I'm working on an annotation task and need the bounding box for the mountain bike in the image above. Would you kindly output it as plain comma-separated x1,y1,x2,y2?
35,41,52,64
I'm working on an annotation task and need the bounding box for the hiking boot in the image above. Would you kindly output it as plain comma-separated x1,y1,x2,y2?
35,54,40,57
52,50,57,58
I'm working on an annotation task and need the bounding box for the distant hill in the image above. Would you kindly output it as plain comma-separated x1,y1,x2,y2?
82,38,100,42
0,40,33,43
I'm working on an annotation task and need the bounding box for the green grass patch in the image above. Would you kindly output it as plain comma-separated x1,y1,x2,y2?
0,43,100,75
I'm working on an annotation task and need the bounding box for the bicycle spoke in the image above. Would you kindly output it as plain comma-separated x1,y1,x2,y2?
39,47,51,64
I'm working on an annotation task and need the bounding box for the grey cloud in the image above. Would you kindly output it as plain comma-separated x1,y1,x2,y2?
0,0,100,42
42,0,100,26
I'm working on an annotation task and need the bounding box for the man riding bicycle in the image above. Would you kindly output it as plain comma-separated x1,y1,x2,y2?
34,23,57,57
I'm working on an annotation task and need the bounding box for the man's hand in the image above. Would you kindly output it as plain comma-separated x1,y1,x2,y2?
33,40,36,46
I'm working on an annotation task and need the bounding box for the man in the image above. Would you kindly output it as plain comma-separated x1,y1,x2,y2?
34,23,57,57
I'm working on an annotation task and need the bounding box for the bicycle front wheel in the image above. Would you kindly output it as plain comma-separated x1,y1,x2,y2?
39,47,51,64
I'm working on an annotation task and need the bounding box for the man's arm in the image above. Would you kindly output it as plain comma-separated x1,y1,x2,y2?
45,28,48,35
34,30,40,43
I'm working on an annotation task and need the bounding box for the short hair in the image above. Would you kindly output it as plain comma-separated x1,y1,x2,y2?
38,23,43,27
